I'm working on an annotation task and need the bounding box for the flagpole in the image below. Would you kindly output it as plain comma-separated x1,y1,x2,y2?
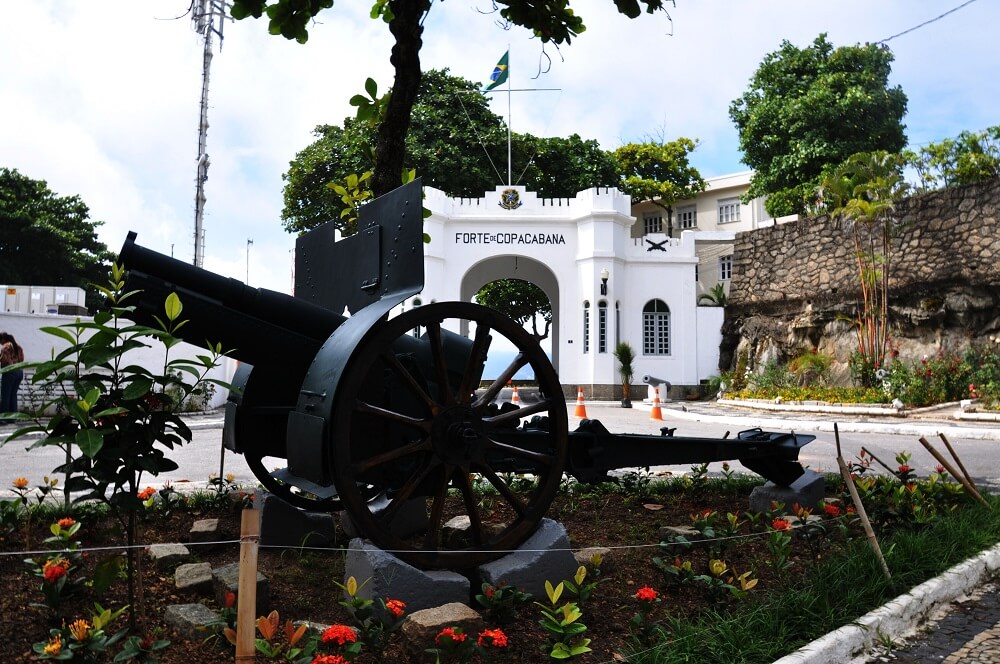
506,44,512,186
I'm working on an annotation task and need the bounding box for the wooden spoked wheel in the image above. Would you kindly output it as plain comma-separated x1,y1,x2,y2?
330,302,568,569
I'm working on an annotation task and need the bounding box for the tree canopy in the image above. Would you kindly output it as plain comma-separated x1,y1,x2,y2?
475,278,552,342
614,138,706,236
0,168,112,303
281,69,619,234
231,0,671,201
905,125,1000,192
729,34,908,218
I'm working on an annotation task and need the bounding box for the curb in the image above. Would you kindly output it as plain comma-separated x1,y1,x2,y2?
772,541,1000,664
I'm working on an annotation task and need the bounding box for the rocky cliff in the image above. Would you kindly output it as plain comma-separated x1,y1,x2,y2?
721,178,1000,380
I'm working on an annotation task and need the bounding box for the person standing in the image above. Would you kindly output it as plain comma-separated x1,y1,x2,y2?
0,332,24,422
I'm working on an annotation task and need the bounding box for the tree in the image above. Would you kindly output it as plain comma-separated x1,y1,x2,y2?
697,283,727,306
815,150,908,386
230,0,671,200
475,279,552,342
905,125,1000,192
0,168,113,303
282,70,620,234
729,34,908,217
614,138,706,236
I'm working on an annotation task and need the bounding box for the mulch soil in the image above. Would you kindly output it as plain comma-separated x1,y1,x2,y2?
0,483,840,663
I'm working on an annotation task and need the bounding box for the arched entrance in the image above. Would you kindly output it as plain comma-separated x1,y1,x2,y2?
460,255,561,372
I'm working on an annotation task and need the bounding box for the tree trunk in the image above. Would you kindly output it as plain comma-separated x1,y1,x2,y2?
373,1,428,197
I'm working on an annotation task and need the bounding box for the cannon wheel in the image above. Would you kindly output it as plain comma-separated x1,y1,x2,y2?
330,302,568,569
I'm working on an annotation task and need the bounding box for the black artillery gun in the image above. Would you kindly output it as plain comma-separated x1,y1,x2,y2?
119,180,814,570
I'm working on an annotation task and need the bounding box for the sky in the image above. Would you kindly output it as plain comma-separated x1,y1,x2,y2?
2,0,997,295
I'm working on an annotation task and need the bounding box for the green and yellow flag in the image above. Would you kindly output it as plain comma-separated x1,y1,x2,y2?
485,51,509,91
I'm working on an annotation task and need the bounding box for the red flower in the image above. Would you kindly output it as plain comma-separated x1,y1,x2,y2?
846,505,857,514
137,487,156,500
634,586,659,602
823,503,841,518
898,464,911,474
57,517,76,529
436,627,467,644
224,591,236,608
771,518,791,531
320,625,357,646
936,465,946,474
478,628,508,648
311,655,347,664
42,559,69,583
385,598,406,618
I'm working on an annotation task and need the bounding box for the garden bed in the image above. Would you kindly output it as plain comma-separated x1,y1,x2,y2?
1,471,995,663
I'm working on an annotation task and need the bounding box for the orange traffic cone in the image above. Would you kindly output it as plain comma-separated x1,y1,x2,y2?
511,385,520,406
573,386,588,418
649,388,663,421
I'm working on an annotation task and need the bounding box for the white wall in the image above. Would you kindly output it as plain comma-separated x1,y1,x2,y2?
0,312,236,409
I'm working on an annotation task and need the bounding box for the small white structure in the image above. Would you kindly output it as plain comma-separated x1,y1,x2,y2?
2,285,87,315
418,185,724,396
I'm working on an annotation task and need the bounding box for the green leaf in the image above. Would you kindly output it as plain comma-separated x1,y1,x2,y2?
364,77,378,99
164,292,183,322
76,429,105,458
123,377,154,400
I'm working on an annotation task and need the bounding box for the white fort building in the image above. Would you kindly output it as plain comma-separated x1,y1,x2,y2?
412,173,789,400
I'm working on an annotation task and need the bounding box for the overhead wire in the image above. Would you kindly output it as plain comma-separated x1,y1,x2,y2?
876,0,980,43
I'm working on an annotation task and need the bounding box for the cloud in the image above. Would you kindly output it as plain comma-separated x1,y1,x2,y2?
2,0,997,296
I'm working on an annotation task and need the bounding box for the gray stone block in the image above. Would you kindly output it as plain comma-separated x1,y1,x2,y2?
163,603,221,641
175,562,213,594
749,469,826,514
147,543,190,572
401,603,484,655
257,490,338,548
344,539,469,614
340,495,429,541
189,518,219,544
213,562,270,616
478,519,578,599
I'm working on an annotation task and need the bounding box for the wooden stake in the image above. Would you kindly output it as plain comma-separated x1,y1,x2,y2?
937,432,982,500
917,436,990,508
835,423,891,581
860,446,899,478
235,509,260,663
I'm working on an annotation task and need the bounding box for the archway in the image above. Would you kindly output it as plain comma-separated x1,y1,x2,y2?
460,255,561,372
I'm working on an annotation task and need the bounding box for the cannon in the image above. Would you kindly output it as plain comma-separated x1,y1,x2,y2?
119,180,815,569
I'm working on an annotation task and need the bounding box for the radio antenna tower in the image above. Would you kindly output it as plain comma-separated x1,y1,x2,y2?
191,0,229,267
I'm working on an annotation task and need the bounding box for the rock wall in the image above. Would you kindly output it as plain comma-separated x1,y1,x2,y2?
721,178,1000,378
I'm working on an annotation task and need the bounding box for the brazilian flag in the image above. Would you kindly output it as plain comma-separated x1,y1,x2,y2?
485,51,509,92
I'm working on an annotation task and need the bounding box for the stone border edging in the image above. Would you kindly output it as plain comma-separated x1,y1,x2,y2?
772,541,1000,664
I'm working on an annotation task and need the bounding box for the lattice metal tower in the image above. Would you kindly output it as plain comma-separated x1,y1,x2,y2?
191,0,229,267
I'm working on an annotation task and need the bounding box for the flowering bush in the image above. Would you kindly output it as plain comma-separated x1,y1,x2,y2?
426,626,508,663
629,585,663,646
32,603,127,661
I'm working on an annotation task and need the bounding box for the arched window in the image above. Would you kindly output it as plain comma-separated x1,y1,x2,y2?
598,301,608,353
582,301,590,353
642,299,670,355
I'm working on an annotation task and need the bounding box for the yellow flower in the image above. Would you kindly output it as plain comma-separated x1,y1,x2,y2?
709,559,728,577
69,619,91,641
737,571,759,591
43,635,62,656
225,472,236,483
13,477,29,489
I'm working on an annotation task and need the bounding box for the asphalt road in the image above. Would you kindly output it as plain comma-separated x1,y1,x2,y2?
2,395,998,498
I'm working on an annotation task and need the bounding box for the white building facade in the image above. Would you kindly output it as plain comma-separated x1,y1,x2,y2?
417,185,724,398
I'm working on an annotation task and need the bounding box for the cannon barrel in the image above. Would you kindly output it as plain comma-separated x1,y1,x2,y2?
642,374,669,388
119,231,345,370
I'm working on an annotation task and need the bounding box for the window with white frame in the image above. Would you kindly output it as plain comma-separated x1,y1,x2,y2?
643,213,663,235
582,301,590,353
677,205,697,230
718,197,741,224
719,255,733,280
642,299,670,355
598,301,608,353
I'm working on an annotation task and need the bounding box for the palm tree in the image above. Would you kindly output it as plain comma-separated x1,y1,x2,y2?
613,341,636,408
698,283,727,306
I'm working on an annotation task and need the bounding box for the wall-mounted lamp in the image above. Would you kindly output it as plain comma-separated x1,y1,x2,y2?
600,268,610,296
